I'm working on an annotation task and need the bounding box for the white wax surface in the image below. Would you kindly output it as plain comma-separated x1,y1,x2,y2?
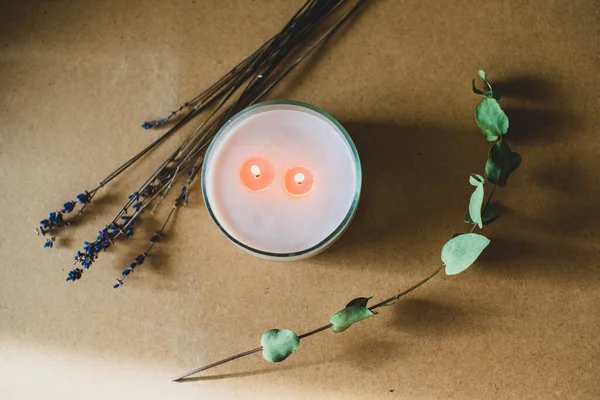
203,103,358,255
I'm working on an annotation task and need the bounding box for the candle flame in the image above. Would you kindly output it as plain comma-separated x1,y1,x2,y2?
294,173,305,184
250,165,261,177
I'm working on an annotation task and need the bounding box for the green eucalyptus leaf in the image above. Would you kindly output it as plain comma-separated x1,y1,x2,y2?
476,98,509,141
472,79,485,96
260,329,300,363
442,233,490,275
345,295,373,308
468,174,485,229
330,297,377,333
469,173,485,187
473,70,492,98
485,158,501,184
485,141,522,186
478,69,493,95
465,203,500,225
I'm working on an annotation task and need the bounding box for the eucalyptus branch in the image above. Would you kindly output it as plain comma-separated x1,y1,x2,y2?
172,69,522,381
172,265,443,382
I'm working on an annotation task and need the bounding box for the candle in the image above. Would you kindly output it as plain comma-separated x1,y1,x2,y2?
201,100,361,261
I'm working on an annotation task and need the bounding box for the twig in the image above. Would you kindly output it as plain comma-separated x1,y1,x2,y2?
171,264,443,382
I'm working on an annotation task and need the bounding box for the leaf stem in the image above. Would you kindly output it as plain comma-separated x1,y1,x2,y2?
368,265,444,310
482,184,496,214
171,347,264,382
171,265,443,382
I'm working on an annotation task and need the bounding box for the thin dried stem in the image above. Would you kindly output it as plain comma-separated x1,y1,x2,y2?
171,264,443,382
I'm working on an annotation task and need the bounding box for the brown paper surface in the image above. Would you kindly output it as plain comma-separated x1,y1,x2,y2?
1,1,599,399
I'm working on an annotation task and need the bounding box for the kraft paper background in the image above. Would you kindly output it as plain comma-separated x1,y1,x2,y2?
1,1,598,399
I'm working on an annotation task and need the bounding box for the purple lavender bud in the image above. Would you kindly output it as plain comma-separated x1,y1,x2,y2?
76,193,90,204
62,201,76,213
66,268,83,282
141,120,157,130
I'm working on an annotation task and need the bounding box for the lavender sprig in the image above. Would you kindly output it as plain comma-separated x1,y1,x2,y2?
66,150,203,282
49,0,366,285
113,186,187,288
36,195,88,239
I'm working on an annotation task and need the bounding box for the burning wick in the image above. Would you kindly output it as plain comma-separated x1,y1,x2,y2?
241,158,273,191
285,166,313,196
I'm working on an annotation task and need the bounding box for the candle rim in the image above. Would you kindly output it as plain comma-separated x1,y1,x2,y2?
201,99,362,259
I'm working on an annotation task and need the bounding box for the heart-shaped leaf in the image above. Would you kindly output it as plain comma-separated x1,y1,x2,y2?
442,233,490,275
330,296,377,333
485,141,522,186
260,329,300,363
468,174,485,229
475,98,509,141
465,203,500,226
